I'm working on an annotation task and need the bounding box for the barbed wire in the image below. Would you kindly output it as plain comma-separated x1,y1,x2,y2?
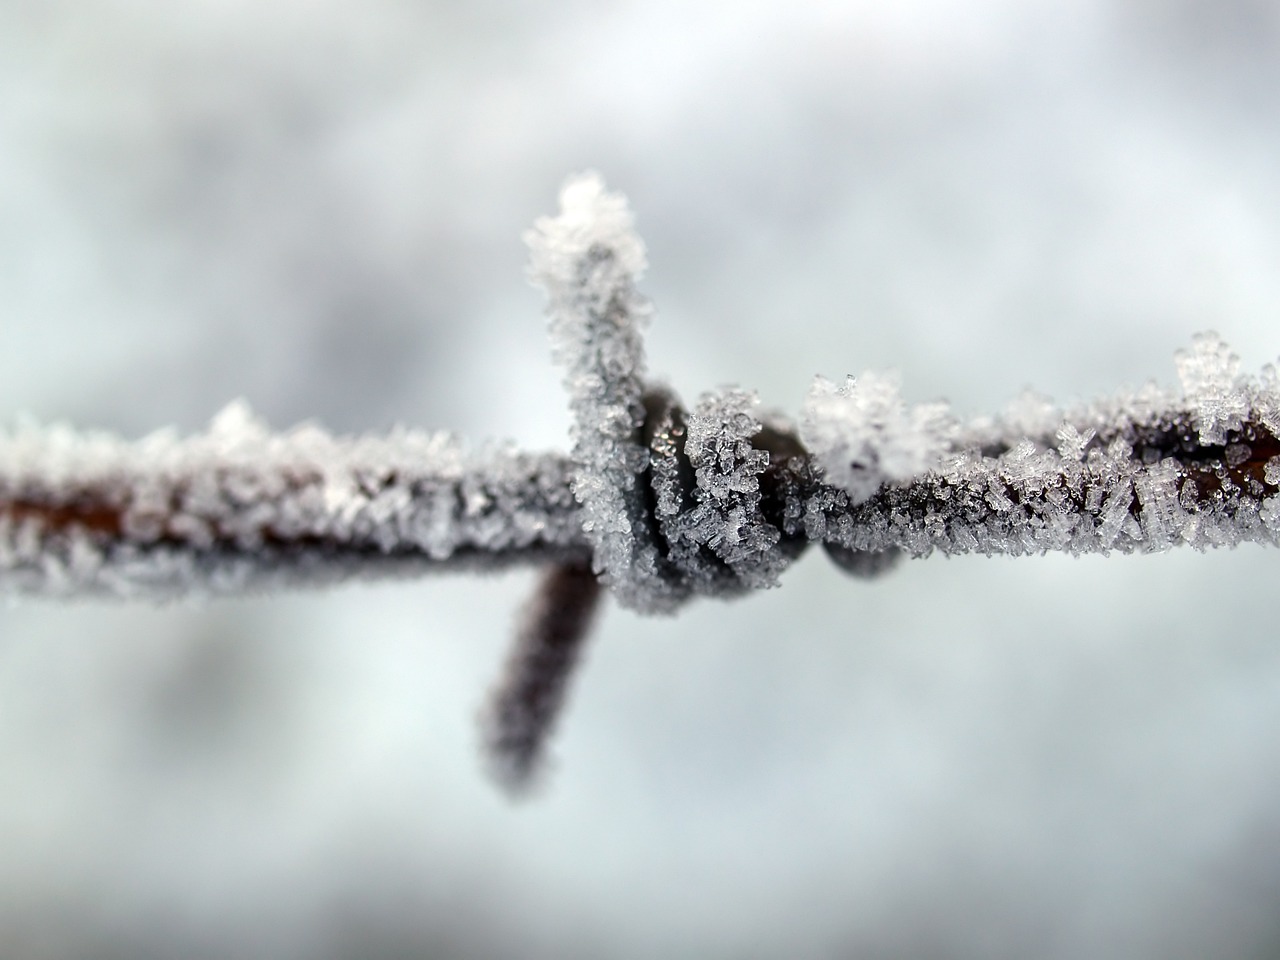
3,173,1278,792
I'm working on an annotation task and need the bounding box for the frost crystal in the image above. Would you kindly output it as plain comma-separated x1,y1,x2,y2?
1266,456,1280,487
1263,496,1280,533
525,175,801,611
1055,423,1095,462
800,371,954,503
1176,331,1249,444
1259,363,1280,436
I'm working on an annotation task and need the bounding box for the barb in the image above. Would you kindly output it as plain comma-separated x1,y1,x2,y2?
480,560,601,794
524,171,677,612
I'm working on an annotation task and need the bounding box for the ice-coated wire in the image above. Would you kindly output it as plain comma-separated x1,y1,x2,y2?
6,173,1279,794
0,401,587,599
0,178,1278,611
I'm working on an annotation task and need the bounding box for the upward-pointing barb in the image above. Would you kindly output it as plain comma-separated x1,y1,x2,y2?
525,172,676,614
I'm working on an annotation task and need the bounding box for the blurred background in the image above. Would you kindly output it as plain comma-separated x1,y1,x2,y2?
3,1,1280,956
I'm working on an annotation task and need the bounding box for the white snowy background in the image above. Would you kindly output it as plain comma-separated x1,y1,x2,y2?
4,1,1280,956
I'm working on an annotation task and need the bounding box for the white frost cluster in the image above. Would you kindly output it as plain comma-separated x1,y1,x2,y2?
525,171,651,350
1175,331,1251,444
659,389,787,593
800,371,955,503
0,401,584,598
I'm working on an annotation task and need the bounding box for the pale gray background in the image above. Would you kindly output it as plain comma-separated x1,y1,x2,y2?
2,1,1280,957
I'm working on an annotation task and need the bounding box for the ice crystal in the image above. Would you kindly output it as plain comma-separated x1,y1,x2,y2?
1266,456,1280,487
1055,423,1095,463
1176,331,1249,444
800,370,955,503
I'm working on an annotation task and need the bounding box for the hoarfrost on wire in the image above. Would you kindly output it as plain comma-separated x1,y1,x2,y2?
792,325,1280,567
0,173,1278,610
674,388,787,591
0,401,585,598
801,371,955,504
525,174,794,611
524,171,671,611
